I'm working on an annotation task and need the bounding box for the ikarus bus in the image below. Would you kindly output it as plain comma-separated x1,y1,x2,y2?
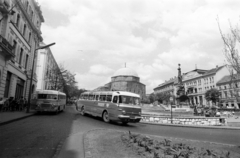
30,90,66,113
76,91,142,124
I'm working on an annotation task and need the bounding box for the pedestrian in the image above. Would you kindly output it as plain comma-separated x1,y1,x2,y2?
8,97,14,111
24,97,27,110
19,96,24,111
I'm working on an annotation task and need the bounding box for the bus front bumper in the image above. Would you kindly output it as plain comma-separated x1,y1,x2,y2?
34,107,58,112
118,115,142,123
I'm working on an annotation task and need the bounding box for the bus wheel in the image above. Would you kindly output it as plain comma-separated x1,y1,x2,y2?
80,106,85,116
102,111,110,123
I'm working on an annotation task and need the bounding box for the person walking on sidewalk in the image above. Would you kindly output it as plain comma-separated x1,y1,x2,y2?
19,96,24,111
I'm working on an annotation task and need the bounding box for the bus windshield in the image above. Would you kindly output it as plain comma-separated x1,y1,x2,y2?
119,95,140,105
38,94,58,99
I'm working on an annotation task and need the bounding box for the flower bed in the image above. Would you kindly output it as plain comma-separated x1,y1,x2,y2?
122,131,240,158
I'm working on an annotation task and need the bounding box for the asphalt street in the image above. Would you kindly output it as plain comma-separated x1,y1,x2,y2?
0,105,239,158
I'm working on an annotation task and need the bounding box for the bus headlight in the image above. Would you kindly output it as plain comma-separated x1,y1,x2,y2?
52,104,57,108
122,110,126,114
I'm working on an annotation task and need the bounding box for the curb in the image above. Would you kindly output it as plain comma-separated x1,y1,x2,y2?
140,121,240,130
0,113,35,126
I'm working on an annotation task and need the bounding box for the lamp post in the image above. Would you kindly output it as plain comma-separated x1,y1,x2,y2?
170,96,173,124
26,42,56,113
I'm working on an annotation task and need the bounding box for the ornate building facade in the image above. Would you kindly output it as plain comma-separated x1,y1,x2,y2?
0,0,44,100
154,65,230,106
94,67,146,99
217,75,240,109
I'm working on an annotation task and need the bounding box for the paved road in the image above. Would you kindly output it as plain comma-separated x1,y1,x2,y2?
0,105,239,158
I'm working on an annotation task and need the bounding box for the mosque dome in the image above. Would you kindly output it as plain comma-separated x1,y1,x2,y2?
113,67,138,77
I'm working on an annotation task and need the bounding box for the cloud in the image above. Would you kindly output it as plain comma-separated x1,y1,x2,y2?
89,64,114,75
38,0,240,93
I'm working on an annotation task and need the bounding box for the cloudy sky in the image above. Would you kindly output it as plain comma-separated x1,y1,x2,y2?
37,0,240,94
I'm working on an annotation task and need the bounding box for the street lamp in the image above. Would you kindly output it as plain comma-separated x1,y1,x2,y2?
26,42,56,113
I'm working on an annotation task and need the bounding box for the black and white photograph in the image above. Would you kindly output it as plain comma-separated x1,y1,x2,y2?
0,0,240,158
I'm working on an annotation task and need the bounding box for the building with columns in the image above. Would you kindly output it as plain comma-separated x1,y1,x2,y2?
154,65,230,106
0,0,44,100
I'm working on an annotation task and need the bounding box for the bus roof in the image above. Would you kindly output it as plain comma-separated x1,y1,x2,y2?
35,90,66,96
81,91,140,98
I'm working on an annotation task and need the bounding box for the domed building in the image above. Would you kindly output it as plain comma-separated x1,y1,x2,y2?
94,67,146,99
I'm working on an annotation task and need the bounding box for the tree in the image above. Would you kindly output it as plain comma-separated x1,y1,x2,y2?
205,88,220,105
148,93,155,103
218,18,240,105
155,92,171,104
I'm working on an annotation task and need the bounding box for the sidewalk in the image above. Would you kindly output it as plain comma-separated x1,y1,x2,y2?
0,110,240,158
0,110,35,125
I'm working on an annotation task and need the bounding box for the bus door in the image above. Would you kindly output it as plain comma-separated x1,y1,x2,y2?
97,94,107,115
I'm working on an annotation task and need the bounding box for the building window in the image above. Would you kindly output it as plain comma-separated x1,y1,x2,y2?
23,24,26,36
19,48,23,65
13,40,17,55
26,0,29,9
25,54,28,69
28,32,31,42
16,14,20,27
0,69,1,85
4,72,11,97
224,91,227,98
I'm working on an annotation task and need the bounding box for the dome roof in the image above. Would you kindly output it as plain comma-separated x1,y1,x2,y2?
113,67,138,77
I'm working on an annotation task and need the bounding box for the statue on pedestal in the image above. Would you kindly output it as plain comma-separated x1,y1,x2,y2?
176,64,187,106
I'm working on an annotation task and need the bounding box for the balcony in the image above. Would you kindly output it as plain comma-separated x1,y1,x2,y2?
0,1,10,14
0,34,14,59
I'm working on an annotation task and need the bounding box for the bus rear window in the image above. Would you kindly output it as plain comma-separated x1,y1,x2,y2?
38,94,58,99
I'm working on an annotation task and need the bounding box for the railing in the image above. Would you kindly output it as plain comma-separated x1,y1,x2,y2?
0,34,14,57
0,2,10,14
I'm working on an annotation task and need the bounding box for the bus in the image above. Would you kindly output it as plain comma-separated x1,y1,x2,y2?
76,91,142,124
30,90,66,113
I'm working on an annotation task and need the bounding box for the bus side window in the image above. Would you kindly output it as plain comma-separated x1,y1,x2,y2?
107,95,112,102
100,95,106,101
96,95,99,101
113,96,118,103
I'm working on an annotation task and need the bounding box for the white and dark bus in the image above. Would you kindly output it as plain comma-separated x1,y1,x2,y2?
31,90,66,113
76,91,142,124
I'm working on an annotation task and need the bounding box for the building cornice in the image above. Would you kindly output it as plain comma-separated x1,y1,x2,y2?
15,0,43,41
